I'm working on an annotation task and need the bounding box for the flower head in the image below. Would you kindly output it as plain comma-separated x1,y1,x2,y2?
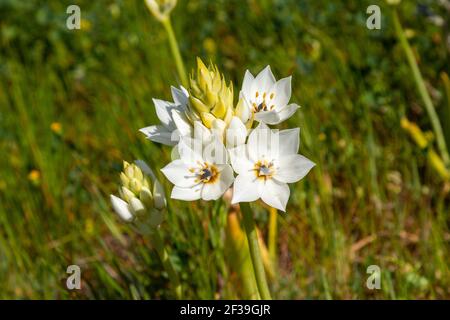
230,124,315,211
161,136,234,201
110,160,166,227
144,0,177,22
140,86,192,146
240,66,299,125
188,58,236,129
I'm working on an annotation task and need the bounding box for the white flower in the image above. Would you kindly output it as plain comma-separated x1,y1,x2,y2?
144,0,177,22
161,136,234,201
230,123,315,211
240,66,300,125
140,86,192,146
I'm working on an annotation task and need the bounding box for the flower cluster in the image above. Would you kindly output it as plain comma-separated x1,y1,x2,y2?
110,160,166,227
141,58,315,211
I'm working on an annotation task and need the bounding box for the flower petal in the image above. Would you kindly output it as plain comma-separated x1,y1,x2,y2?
254,109,281,125
236,96,251,123
260,179,290,212
276,103,300,124
211,118,227,141
231,173,261,204
171,185,202,201
110,195,133,222
241,70,255,98
274,154,315,183
193,121,212,143
153,98,175,129
171,86,189,106
139,125,177,146
271,76,291,108
161,159,198,187
177,137,204,165
226,117,248,148
247,123,277,161
201,165,234,200
252,66,276,95
229,145,253,175
171,108,192,137
203,138,229,165
278,128,300,156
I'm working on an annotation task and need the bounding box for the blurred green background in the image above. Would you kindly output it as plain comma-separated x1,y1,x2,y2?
0,0,449,299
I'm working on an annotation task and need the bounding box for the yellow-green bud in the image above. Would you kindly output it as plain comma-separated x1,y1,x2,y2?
188,58,235,128
119,186,135,203
130,197,146,216
111,160,166,226
139,186,154,208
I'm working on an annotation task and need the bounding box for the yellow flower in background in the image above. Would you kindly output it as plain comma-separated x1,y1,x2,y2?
318,132,326,141
203,38,217,56
50,122,62,135
401,117,450,180
85,218,95,236
28,170,41,186
80,18,91,31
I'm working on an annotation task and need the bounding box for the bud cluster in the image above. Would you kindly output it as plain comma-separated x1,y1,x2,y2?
111,161,166,228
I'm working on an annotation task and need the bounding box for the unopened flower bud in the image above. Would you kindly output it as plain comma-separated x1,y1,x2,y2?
130,197,146,216
110,160,166,227
188,58,235,129
144,0,177,22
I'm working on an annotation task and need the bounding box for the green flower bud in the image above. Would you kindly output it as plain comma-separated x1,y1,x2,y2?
144,0,177,22
130,197,146,217
188,58,235,128
110,160,166,227
140,186,154,208
119,186,135,203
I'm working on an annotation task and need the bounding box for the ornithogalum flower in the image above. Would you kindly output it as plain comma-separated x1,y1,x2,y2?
230,123,315,211
140,86,192,146
161,136,234,201
240,66,299,125
144,0,177,22
110,160,166,227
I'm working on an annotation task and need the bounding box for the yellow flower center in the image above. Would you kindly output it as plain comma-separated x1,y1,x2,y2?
192,162,220,184
252,91,275,113
253,160,274,181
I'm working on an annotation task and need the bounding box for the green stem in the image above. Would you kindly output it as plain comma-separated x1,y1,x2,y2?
240,202,272,300
161,17,189,88
393,9,450,166
268,207,278,265
150,231,183,299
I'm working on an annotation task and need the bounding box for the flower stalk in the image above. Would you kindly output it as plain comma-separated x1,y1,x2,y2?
149,230,183,299
161,17,188,88
240,202,272,300
393,9,450,167
268,207,278,265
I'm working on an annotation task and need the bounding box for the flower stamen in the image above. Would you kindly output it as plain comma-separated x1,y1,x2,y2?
195,162,220,184
253,160,275,181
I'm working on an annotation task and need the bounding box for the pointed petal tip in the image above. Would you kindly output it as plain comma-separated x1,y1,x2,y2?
110,195,133,222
